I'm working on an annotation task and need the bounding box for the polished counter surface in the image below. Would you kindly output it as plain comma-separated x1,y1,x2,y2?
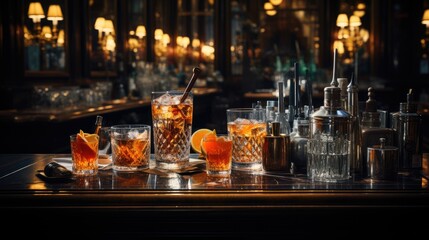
0,87,220,123
1,153,428,237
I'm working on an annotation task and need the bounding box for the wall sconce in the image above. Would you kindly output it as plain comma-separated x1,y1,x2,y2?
264,2,277,16
94,17,105,45
94,17,116,54
269,0,282,6
135,25,146,39
334,11,369,65
28,2,63,44
28,2,45,33
422,9,429,29
26,1,66,71
47,5,63,30
154,29,163,41
41,25,52,40
57,29,65,46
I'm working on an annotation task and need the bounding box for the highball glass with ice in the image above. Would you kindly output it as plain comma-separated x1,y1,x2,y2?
227,108,266,170
152,91,193,169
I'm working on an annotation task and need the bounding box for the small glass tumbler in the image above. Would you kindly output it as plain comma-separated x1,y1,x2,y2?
226,108,266,171
202,134,233,176
110,124,151,171
70,134,99,176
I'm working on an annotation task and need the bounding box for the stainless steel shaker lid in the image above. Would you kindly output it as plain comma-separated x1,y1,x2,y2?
368,138,398,151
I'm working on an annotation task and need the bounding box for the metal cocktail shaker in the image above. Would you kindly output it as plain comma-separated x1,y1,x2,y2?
346,73,361,175
307,49,351,182
290,119,309,174
367,138,398,180
361,87,396,175
262,122,290,172
391,89,422,171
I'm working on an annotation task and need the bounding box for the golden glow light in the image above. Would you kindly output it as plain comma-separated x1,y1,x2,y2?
162,33,170,45
154,29,163,40
28,2,45,22
47,5,63,25
105,34,116,52
42,26,52,39
102,20,114,34
269,0,283,6
192,38,201,48
336,14,348,28
264,2,273,10
57,29,65,45
135,25,146,38
94,17,105,31
422,9,429,26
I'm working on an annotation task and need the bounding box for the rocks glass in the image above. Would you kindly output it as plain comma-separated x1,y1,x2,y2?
110,124,151,171
227,108,266,171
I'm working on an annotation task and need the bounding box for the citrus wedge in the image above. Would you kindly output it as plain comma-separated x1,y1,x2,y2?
200,130,217,158
191,129,215,153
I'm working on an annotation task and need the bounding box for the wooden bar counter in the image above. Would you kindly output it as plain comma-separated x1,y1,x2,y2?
1,154,428,238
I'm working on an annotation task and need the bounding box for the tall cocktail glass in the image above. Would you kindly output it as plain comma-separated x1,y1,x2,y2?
227,108,266,171
152,91,193,169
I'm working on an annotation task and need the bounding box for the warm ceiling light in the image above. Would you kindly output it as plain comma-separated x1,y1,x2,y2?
336,14,349,28
154,29,163,40
105,34,116,52
266,10,277,16
357,3,366,10
333,40,345,55
42,26,52,39
422,9,429,26
182,36,190,47
264,2,274,10
47,5,63,25
28,2,45,22
269,0,283,6
57,30,65,45
176,36,183,46
349,15,361,27
162,33,170,45
102,20,114,34
353,10,365,18
192,38,200,48
135,25,146,38
94,17,105,31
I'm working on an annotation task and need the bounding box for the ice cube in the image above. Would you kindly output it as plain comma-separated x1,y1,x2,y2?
137,130,148,139
155,93,174,105
171,95,181,105
127,130,140,139
234,118,252,125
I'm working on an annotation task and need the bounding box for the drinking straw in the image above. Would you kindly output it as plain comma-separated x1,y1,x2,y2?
180,67,201,103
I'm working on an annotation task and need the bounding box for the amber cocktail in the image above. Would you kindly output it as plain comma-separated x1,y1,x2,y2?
70,131,99,175
202,134,233,176
152,91,193,169
111,125,151,171
227,108,266,170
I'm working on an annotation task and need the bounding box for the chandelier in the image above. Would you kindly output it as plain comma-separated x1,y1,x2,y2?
333,3,369,66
